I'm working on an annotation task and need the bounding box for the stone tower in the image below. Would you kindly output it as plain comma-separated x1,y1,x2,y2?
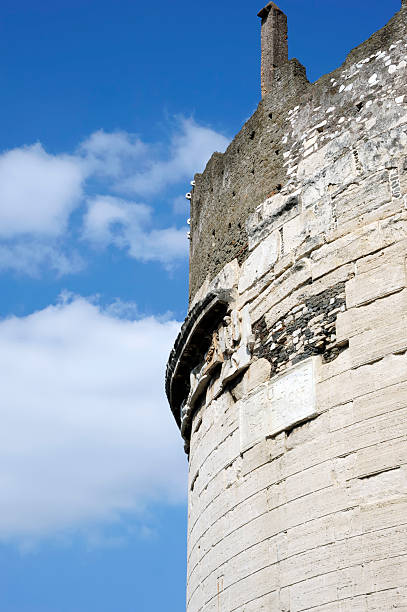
166,3,407,610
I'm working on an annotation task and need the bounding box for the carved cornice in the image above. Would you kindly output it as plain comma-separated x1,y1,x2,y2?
165,290,232,428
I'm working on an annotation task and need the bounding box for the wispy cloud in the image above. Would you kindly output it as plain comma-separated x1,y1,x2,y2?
83,195,188,265
0,240,84,277
0,117,228,276
0,295,186,542
116,118,230,196
79,129,147,180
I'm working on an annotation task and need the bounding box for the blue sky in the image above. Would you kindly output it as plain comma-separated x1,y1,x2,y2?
0,0,401,610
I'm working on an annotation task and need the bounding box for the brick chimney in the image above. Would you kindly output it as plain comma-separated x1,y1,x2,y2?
258,2,288,97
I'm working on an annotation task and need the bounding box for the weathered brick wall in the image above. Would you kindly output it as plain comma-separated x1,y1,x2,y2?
180,4,407,611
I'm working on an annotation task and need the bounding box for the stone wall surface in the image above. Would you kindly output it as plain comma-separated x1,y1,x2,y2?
167,3,407,611
189,3,407,303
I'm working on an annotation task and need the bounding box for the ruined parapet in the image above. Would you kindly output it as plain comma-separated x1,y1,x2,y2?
167,2,407,610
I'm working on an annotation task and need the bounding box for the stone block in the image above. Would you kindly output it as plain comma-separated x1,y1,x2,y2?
352,353,407,400
288,569,339,612
333,170,392,225
281,514,336,561
285,411,329,451
346,259,406,308
311,222,381,281
224,564,279,611
316,369,354,410
247,191,300,251
280,540,346,590
236,590,279,611
381,213,407,248
284,485,353,532
232,358,271,401
282,212,306,253
250,257,311,325
354,465,407,504
357,129,407,173
367,555,407,593
349,314,407,368
239,358,317,452
356,239,407,275
238,230,280,293
353,497,407,536
283,459,334,505
353,379,407,423
336,288,407,344
329,402,355,432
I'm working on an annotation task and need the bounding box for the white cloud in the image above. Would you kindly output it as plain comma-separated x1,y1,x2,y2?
118,118,230,196
0,117,227,275
0,240,84,277
83,196,188,264
0,144,84,238
80,129,147,179
0,296,186,541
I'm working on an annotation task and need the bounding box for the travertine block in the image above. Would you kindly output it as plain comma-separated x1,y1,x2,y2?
250,257,312,324
336,288,407,343
235,590,279,611
353,496,407,535
349,313,407,367
366,554,407,593
284,485,353,532
282,458,333,505
246,191,300,251
221,564,279,611
316,369,354,409
329,402,355,432
232,358,271,401
311,222,381,280
280,514,336,560
351,353,407,400
353,465,407,503
355,436,407,480
381,213,407,248
334,170,392,224
288,569,339,612
239,358,316,452
279,540,347,588
346,259,406,307
285,411,329,450
356,239,407,275
357,128,407,173
238,230,280,293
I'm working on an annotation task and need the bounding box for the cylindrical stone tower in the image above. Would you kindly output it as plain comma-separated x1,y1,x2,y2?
166,3,407,610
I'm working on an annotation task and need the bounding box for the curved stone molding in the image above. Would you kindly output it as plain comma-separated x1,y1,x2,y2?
166,288,254,451
165,290,232,428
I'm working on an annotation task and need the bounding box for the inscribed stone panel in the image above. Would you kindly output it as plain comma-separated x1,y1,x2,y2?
239,358,316,452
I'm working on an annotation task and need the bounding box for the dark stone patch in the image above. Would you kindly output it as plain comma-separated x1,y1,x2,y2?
253,282,347,376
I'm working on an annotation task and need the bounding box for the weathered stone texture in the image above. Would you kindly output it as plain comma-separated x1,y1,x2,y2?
166,3,407,611
189,3,407,303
